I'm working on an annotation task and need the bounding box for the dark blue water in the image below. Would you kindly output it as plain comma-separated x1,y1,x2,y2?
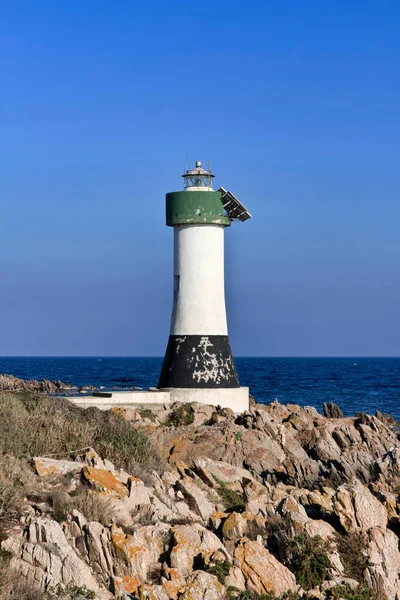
1,357,400,419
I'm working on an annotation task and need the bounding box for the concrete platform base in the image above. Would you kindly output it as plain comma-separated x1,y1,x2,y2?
160,387,249,412
66,387,249,413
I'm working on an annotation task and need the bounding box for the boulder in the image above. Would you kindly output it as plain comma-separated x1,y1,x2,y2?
180,571,225,600
222,512,248,543
33,457,83,478
111,524,170,581
365,527,400,600
82,466,128,498
323,402,344,419
234,538,297,595
170,524,229,578
2,518,101,593
334,480,387,532
176,477,215,521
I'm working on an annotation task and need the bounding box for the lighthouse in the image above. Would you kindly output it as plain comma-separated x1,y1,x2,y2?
158,161,251,412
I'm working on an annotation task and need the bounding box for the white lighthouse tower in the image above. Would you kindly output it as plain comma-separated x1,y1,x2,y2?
158,161,251,412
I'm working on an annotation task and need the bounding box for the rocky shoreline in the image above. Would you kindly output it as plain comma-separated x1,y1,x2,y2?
0,374,125,395
1,389,400,599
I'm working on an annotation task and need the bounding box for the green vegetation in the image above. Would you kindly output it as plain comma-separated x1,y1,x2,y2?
264,516,332,590
212,475,246,513
164,403,195,427
288,534,331,591
336,532,370,582
138,408,155,421
234,431,243,442
226,587,301,600
329,584,384,600
207,558,232,584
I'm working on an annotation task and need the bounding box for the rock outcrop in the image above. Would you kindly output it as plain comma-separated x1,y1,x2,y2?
2,399,400,599
0,373,75,392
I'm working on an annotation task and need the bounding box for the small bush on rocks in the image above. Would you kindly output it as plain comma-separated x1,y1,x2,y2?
235,431,243,442
265,515,296,562
226,587,300,600
212,475,246,513
165,403,195,427
138,408,156,421
288,534,331,591
336,532,370,582
246,518,267,541
72,490,116,526
207,558,232,584
329,584,384,600
264,517,331,590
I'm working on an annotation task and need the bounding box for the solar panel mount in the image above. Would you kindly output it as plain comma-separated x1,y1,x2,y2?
218,187,252,222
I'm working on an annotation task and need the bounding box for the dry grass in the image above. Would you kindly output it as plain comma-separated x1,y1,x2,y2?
51,489,116,526
0,390,156,535
0,392,152,470
0,455,35,523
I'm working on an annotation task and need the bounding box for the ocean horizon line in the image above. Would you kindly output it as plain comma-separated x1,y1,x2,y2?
1,356,400,360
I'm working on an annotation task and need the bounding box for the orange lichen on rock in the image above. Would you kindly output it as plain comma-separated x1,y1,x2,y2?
113,575,140,595
82,466,128,498
33,457,82,478
34,460,58,477
111,525,147,564
234,538,297,595
162,567,185,599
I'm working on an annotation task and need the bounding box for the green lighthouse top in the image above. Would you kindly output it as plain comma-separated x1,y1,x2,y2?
166,160,230,227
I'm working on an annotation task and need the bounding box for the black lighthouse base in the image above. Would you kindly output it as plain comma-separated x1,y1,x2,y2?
158,334,240,389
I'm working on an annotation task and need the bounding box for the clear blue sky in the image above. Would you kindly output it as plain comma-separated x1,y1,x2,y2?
1,0,399,357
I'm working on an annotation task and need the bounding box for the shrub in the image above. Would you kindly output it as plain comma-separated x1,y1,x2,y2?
207,559,232,584
138,408,155,422
336,532,370,582
165,404,195,427
330,584,384,600
91,409,151,469
212,475,246,513
225,588,300,600
265,515,296,563
234,431,243,442
246,519,267,541
288,534,331,590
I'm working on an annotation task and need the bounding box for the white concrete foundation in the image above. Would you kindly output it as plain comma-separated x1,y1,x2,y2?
162,387,249,412
67,391,171,411
66,387,249,413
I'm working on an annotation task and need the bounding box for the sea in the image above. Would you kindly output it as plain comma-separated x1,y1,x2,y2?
1,357,400,420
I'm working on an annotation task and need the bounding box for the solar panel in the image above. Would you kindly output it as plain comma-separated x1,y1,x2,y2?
218,187,252,222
